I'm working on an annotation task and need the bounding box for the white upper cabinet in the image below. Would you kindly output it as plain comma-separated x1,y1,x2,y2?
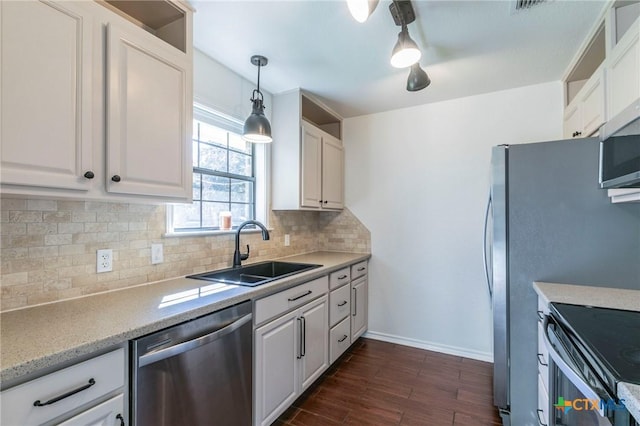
105,21,191,198
562,22,607,139
1,1,93,191
607,2,640,120
272,89,344,211
0,0,193,202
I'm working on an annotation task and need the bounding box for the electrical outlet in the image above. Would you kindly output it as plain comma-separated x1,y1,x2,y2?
151,243,163,265
97,249,113,273
284,234,290,247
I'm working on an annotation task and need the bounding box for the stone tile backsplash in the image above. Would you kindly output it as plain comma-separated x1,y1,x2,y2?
0,198,370,311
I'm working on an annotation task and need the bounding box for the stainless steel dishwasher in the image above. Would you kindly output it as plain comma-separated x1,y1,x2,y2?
132,301,252,426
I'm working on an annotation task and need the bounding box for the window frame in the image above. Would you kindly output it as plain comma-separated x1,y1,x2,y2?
166,103,268,236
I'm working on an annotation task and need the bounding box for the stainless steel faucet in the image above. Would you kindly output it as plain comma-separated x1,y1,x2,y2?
233,220,270,268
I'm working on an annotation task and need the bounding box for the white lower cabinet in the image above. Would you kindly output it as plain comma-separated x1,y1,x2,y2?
330,316,351,364
351,276,368,342
254,295,328,426
57,394,124,426
0,348,126,426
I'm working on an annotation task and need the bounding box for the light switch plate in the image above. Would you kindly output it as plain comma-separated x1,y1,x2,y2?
284,234,290,246
151,243,163,264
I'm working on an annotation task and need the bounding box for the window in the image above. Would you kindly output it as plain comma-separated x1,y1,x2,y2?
170,104,263,233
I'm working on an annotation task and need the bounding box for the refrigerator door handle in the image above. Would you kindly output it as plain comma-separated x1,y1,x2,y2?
483,192,493,299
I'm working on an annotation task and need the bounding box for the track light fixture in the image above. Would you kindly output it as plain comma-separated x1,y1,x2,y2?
347,0,379,23
243,55,272,143
406,62,431,91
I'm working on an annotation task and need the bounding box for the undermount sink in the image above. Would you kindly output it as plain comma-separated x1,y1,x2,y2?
187,261,322,287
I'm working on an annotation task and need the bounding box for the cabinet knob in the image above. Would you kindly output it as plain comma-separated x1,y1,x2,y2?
323,200,328,204
111,175,121,182
319,200,323,204
83,171,95,179
572,131,582,138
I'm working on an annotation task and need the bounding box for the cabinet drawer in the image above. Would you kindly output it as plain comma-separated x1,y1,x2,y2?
1,348,125,426
329,267,350,290
255,276,328,325
351,261,368,279
329,283,351,327
329,316,351,364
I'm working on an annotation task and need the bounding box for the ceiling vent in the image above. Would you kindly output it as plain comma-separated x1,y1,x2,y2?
513,0,547,11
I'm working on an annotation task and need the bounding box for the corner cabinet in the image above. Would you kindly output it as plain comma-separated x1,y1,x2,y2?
272,89,344,211
0,0,193,203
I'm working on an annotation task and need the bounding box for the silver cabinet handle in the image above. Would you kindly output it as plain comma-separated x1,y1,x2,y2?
288,290,312,302
352,287,357,317
139,313,252,367
296,317,303,359
338,300,348,307
301,316,306,357
338,335,348,343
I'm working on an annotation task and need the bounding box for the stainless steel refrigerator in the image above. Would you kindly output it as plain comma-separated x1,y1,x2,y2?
486,138,640,426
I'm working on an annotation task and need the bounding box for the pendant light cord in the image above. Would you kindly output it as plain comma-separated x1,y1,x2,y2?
253,63,264,102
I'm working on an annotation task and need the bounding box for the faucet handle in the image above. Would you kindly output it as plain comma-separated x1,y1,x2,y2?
240,244,250,261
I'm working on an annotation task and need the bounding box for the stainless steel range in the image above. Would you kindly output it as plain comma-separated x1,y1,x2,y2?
544,303,640,426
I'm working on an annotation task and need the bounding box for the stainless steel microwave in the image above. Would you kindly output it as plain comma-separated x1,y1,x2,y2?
599,134,640,188
599,99,640,189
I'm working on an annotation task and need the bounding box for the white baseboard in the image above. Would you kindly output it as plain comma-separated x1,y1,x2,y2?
363,330,493,363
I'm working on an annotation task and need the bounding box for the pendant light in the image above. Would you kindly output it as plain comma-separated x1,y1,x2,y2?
406,62,430,91
347,0,379,23
243,55,272,143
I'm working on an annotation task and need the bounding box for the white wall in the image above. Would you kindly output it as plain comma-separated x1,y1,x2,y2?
194,49,272,122
344,81,563,360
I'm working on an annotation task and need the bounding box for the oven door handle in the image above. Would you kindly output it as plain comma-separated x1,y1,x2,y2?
542,316,609,417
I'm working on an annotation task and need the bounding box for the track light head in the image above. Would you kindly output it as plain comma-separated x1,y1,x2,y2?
390,26,421,68
406,62,431,92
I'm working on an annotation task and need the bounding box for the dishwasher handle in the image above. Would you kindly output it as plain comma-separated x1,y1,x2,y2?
138,313,252,367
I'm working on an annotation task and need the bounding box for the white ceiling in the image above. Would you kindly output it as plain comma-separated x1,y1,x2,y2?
192,0,605,118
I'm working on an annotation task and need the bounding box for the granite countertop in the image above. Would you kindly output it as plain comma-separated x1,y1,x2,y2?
533,281,640,423
0,251,370,387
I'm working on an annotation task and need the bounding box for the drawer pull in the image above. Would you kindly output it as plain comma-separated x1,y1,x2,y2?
537,310,544,321
338,334,348,343
337,300,348,307
288,290,312,302
536,409,548,426
537,353,548,367
33,378,96,407
116,414,125,426
357,267,365,272
338,274,348,280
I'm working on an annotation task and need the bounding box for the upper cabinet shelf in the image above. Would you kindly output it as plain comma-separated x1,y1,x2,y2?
98,0,189,53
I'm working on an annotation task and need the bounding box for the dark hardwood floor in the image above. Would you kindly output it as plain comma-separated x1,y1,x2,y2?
274,338,502,426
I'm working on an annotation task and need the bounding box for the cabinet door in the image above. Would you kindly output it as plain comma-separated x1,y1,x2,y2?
299,295,329,391
321,135,344,210
351,276,368,342
300,123,322,208
254,311,299,426
580,67,605,137
608,22,639,119
106,23,191,199
57,394,124,426
563,102,581,139
1,1,93,191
